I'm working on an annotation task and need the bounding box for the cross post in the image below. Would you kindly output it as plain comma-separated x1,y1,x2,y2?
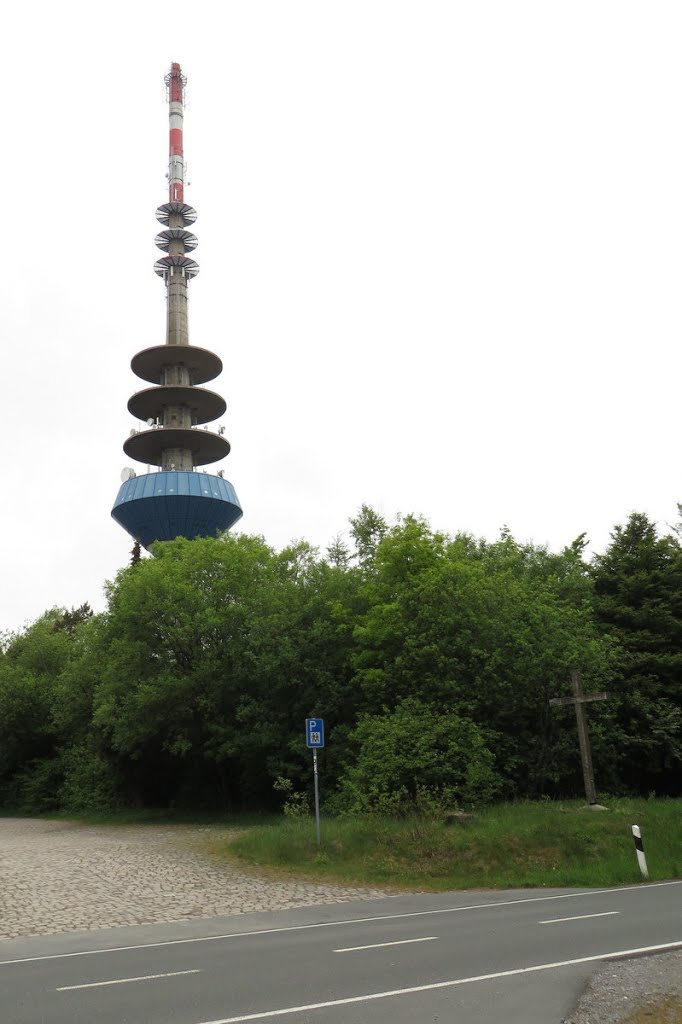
549,669,608,806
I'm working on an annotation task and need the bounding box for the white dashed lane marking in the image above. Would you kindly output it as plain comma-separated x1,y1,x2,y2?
57,969,202,991
334,936,438,952
539,911,620,925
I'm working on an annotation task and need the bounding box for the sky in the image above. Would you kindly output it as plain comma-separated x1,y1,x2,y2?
3,1,682,633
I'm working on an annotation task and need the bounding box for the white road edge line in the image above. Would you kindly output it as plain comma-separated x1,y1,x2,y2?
539,912,620,925
2,879,680,967
57,969,202,992
334,936,438,953
193,940,682,1024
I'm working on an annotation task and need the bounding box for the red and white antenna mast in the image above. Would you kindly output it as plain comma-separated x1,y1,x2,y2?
166,62,186,204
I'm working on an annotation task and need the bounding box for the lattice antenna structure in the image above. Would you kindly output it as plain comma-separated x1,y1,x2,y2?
111,63,242,549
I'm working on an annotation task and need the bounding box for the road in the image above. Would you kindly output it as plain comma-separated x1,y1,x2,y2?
2,881,681,1023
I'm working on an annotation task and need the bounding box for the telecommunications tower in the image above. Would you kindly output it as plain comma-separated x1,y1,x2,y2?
112,63,242,549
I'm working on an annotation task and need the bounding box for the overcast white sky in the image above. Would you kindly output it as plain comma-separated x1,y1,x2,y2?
3,2,682,632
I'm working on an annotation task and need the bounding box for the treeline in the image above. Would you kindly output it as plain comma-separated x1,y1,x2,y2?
1,507,681,814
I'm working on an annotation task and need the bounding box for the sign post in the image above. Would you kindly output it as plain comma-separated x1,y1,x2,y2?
305,718,324,845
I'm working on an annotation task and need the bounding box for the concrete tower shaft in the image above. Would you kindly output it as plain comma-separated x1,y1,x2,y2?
166,265,190,348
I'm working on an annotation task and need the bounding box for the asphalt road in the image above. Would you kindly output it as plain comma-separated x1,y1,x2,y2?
2,881,681,1024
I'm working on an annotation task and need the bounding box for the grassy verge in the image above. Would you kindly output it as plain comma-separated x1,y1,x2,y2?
222,798,682,890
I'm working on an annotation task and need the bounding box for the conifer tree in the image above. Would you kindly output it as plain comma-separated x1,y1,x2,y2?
591,512,682,791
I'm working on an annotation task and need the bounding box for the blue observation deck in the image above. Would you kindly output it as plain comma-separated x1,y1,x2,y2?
111,471,242,550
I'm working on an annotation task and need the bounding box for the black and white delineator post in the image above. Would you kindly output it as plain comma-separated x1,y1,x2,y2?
632,825,649,879
306,718,325,846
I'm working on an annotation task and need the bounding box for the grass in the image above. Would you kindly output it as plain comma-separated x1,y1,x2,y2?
3,797,680,891
221,798,682,891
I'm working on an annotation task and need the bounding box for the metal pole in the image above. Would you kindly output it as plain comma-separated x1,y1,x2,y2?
571,669,598,805
313,748,321,846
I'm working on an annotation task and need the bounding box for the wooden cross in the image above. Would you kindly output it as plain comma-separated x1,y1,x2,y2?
549,670,609,805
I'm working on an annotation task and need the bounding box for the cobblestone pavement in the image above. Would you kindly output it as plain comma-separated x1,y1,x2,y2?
0,818,393,940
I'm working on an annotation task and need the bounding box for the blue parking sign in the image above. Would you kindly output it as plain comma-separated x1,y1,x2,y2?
306,718,325,748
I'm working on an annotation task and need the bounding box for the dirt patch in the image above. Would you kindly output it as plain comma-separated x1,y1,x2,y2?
621,996,682,1023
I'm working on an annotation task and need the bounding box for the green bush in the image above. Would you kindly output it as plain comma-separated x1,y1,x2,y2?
273,776,311,818
333,698,500,815
57,743,122,812
4,757,63,813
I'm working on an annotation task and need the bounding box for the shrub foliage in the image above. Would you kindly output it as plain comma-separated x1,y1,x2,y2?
1,507,681,813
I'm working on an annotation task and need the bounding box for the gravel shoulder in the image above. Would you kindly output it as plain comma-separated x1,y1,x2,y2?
565,950,682,1024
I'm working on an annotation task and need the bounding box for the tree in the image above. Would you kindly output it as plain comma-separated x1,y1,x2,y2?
6,511,668,814
591,512,682,792
52,603,93,636
0,611,83,809
349,505,388,568
351,519,616,798
326,534,351,569
91,534,281,807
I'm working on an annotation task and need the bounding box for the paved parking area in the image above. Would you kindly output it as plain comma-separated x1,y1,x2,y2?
0,818,392,940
